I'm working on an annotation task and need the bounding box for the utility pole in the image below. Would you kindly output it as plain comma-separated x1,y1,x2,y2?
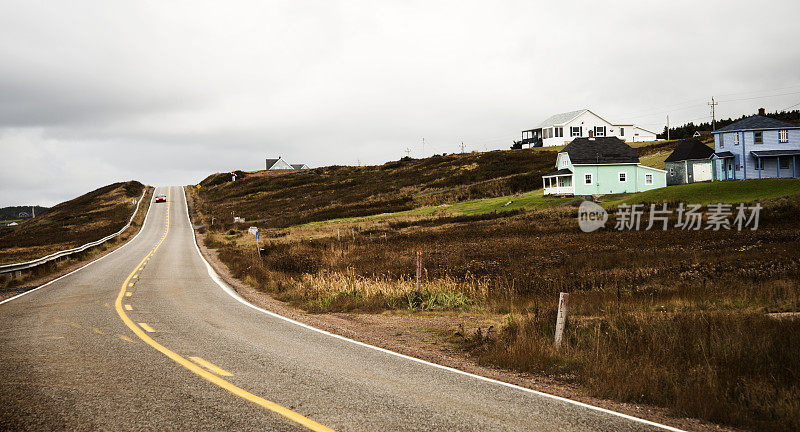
708,97,718,131
666,115,670,140
31,206,35,218
460,141,465,153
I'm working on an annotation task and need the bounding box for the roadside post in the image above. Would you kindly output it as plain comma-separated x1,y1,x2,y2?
554,292,570,349
415,251,422,291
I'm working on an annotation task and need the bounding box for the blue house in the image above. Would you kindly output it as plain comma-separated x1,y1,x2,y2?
712,108,800,181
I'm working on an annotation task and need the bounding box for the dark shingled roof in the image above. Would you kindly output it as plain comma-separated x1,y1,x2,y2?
542,168,573,177
561,137,639,165
265,158,280,169
664,139,714,162
715,115,797,133
714,151,735,158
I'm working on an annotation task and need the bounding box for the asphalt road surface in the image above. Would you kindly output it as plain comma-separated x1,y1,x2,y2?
0,186,681,431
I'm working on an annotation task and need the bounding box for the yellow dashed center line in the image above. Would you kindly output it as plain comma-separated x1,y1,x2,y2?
138,323,155,333
93,328,105,335
117,334,137,343
70,322,81,328
112,187,335,432
189,356,233,377
124,304,133,311
126,292,132,297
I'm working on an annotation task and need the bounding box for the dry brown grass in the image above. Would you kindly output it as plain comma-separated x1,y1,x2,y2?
192,186,800,430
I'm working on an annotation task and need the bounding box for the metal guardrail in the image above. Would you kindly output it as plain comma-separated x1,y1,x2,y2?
0,188,149,275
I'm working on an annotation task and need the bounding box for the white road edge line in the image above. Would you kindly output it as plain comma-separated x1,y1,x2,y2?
181,187,686,432
0,187,159,307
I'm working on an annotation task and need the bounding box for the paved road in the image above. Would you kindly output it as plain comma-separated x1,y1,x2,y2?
0,186,679,431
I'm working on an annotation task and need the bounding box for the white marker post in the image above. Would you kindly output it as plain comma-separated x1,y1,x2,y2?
554,292,569,349
415,251,422,292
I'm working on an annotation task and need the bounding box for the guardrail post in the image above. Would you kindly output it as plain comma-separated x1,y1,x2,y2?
554,292,570,349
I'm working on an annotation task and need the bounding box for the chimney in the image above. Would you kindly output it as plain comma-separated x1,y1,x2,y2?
758,107,766,116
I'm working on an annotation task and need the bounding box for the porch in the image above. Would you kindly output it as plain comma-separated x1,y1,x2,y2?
543,169,574,196
751,150,800,179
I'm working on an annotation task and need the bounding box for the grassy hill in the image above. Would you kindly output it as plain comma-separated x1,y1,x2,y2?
0,181,146,264
194,140,683,228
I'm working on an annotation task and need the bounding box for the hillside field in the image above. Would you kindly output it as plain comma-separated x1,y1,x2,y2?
0,181,147,265
189,145,800,431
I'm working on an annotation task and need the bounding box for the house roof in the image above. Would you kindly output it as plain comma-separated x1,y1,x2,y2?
542,168,573,177
633,126,658,135
290,164,308,169
714,151,735,158
265,158,281,169
714,115,798,133
664,139,715,162
536,109,587,128
751,149,800,157
561,137,639,165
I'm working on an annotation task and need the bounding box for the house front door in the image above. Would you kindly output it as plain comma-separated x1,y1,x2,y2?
727,161,734,179
588,130,594,138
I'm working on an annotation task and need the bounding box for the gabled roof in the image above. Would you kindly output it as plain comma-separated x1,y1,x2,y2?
561,137,639,165
714,115,798,133
265,158,280,169
633,125,658,135
664,139,714,162
536,109,587,128
290,164,309,169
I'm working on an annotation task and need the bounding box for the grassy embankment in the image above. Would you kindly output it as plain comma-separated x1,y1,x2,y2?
0,181,151,290
191,143,800,430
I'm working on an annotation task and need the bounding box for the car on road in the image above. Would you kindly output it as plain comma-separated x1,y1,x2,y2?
154,194,167,203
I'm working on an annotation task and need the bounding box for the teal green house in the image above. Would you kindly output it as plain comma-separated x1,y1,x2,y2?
542,137,666,196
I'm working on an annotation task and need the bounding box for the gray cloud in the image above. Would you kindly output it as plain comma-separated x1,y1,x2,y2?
2,1,800,206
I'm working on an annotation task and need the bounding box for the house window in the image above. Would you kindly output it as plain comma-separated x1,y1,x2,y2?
584,173,593,185
570,127,581,137
556,127,563,138
734,133,739,146
780,158,790,169
669,167,674,176
754,131,763,144
619,172,627,182
719,135,724,148
779,129,789,143
594,126,606,137
645,174,653,185
620,127,625,136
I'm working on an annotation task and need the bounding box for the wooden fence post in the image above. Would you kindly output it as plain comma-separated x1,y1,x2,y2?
554,292,570,349
415,251,422,292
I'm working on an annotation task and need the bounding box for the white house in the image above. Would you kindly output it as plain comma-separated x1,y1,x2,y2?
517,109,658,147
265,157,295,170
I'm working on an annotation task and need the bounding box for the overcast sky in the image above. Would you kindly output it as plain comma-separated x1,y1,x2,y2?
1,1,799,207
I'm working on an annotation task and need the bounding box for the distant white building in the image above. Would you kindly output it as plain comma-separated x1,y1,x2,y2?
265,157,295,170
517,109,658,148
290,164,310,170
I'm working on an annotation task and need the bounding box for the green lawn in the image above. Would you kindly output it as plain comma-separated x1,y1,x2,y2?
296,178,800,228
602,178,800,207
296,190,573,227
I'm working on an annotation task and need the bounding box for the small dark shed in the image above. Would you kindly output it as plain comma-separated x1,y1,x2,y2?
664,139,714,185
